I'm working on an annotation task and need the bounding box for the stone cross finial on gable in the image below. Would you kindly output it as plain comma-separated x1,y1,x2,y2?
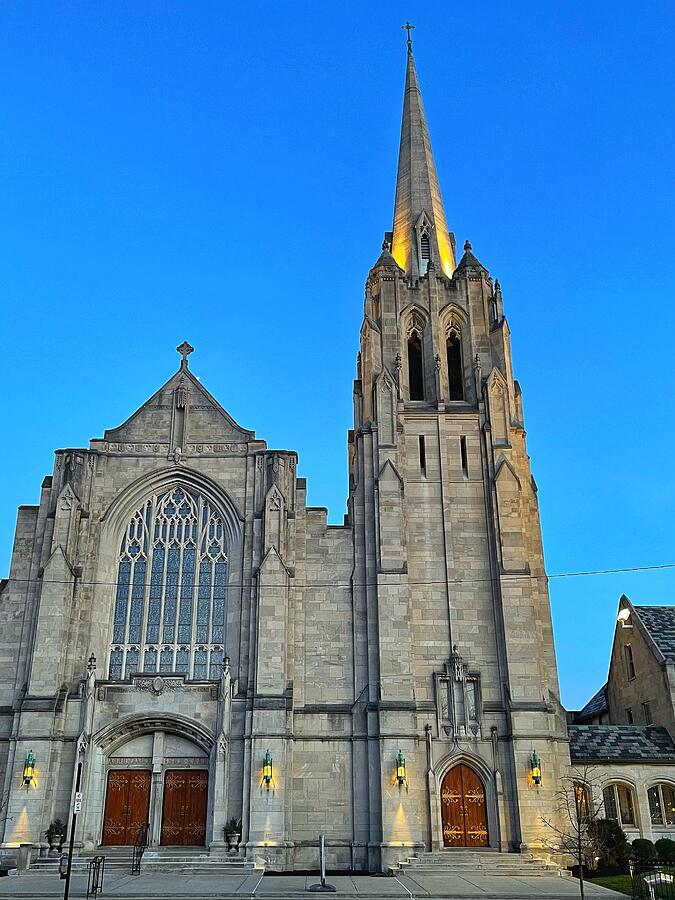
176,341,194,368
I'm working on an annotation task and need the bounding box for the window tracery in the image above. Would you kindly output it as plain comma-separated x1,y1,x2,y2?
435,647,481,737
109,487,227,681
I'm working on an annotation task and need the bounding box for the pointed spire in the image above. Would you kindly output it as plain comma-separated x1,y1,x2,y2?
391,36,455,279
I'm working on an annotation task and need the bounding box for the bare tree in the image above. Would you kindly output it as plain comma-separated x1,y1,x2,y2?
540,765,607,900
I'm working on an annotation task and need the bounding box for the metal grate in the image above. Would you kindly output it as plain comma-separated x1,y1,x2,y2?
630,859,675,899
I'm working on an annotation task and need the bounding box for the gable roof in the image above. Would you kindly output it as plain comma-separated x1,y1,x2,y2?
103,363,254,444
634,606,675,663
576,683,608,723
569,725,675,763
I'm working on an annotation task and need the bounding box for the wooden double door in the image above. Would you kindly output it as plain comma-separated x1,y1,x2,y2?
102,769,151,845
160,769,209,846
440,764,489,847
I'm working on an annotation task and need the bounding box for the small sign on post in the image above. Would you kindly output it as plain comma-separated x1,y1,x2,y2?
74,792,83,814
309,834,336,893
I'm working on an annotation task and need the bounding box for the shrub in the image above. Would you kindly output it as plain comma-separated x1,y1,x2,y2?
632,838,657,861
655,838,675,861
588,819,631,870
224,817,242,836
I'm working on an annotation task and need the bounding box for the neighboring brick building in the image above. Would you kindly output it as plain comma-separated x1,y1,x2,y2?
0,40,572,871
570,598,675,842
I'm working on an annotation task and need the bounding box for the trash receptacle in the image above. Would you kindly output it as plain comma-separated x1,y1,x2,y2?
58,851,69,879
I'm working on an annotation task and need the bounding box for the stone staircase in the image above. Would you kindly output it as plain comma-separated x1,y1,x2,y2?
390,848,566,877
29,846,259,876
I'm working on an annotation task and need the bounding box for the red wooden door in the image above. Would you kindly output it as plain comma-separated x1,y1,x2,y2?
440,765,488,847
102,769,151,845
161,770,209,846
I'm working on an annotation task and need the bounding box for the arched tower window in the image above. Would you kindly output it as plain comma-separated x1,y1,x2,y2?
407,326,424,400
109,487,227,681
446,326,464,401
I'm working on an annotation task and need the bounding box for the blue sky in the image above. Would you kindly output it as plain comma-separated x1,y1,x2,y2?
1,1,674,709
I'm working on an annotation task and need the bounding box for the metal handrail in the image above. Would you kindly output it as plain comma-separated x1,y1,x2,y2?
131,822,149,876
86,855,105,899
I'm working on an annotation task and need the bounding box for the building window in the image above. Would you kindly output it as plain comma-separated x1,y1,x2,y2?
109,487,227,680
408,329,424,400
625,707,634,724
648,784,675,826
642,701,652,724
625,644,636,680
460,436,468,477
418,435,427,477
603,784,636,827
574,783,591,822
446,330,464,401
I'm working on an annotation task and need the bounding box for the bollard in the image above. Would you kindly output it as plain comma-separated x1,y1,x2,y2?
309,834,336,893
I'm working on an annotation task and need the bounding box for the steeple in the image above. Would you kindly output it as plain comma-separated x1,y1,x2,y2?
391,35,456,280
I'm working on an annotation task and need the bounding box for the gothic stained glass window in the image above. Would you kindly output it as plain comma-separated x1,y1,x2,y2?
108,487,228,680
194,649,208,680
126,648,140,677
109,649,123,680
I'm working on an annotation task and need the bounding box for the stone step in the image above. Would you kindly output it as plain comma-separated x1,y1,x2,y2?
29,854,257,876
390,850,564,878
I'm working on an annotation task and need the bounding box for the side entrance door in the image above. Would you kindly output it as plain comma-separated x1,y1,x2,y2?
160,770,209,846
440,764,489,847
102,769,151,845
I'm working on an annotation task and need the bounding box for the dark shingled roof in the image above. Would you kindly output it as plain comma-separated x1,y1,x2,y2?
577,684,608,723
635,606,675,662
569,725,675,763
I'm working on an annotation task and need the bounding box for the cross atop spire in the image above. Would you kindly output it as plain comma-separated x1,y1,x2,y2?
401,21,415,53
176,341,194,369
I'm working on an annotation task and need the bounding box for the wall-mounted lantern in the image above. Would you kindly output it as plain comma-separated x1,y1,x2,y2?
396,749,406,786
23,750,35,786
529,750,542,786
262,749,273,786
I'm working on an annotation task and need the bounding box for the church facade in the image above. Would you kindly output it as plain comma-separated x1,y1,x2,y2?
0,42,571,872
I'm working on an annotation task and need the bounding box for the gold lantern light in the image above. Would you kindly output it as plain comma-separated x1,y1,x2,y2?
23,751,35,787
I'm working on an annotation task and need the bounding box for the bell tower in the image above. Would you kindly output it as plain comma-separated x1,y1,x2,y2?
348,32,570,867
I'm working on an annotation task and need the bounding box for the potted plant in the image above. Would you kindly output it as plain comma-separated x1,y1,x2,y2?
224,817,241,851
45,819,67,856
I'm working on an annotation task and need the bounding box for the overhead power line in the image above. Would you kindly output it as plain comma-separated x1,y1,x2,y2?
3,562,675,591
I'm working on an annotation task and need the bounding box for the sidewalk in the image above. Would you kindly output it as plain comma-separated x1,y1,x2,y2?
0,871,624,899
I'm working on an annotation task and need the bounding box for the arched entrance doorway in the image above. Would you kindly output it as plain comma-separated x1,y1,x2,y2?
440,764,489,847
96,717,213,848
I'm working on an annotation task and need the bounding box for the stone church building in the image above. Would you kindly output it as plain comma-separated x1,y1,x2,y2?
0,41,572,872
